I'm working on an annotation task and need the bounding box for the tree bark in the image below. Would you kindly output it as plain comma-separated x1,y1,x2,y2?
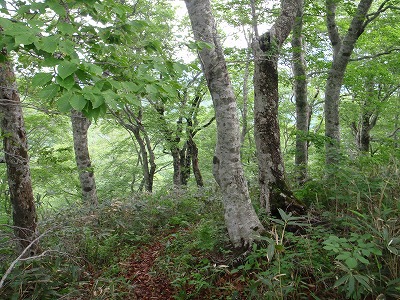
0,56,39,255
252,0,304,213
291,4,309,184
324,0,373,165
71,110,98,207
112,106,156,193
185,0,265,248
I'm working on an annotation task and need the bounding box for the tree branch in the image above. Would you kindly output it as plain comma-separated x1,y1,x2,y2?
0,230,49,289
350,47,400,61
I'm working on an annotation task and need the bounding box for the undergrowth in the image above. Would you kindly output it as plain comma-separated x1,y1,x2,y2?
0,159,399,299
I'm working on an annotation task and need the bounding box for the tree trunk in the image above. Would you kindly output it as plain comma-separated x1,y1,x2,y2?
0,56,39,255
324,0,373,165
112,106,156,193
292,4,309,184
179,143,191,186
188,136,204,187
252,0,303,214
71,110,98,207
185,0,265,248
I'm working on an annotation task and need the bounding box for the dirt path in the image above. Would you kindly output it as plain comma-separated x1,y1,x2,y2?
123,237,175,300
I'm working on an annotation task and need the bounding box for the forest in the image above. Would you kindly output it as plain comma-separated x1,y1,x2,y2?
0,0,399,299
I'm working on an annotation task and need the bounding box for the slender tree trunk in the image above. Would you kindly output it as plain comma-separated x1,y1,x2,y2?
132,126,154,192
188,136,204,187
113,106,156,193
252,0,303,213
292,4,309,184
324,0,373,165
179,143,191,186
0,56,39,254
185,0,265,248
71,110,98,207
171,146,182,188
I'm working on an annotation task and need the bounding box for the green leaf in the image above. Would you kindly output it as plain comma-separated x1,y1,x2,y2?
103,90,119,110
56,75,76,90
57,22,75,35
336,252,351,261
90,94,105,109
48,1,66,16
58,61,78,79
32,73,53,87
69,94,87,111
59,39,76,56
334,274,349,288
345,257,358,269
38,35,58,53
353,252,369,265
145,83,159,95
57,93,72,112
81,62,103,76
38,83,60,99
266,242,275,262
14,32,37,45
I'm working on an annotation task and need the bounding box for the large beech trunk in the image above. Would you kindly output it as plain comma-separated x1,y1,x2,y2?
185,0,265,248
253,0,303,214
71,110,98,207
324,0,373,165
0,57,39,254
292,4,309,184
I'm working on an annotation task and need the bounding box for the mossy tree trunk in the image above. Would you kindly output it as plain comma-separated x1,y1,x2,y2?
0,54,39,255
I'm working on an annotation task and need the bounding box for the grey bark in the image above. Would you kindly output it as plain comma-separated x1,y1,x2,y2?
291,4,309,184
252,0,304,213
71,110,98,207
185,0,265,248
0,56,39,255
324,0,373,165
112,106,156,193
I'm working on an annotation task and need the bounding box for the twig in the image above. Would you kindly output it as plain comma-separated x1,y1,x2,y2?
0,230,50,290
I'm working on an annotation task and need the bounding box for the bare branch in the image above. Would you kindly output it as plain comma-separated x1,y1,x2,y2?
0,230,50,289
350,47,400,61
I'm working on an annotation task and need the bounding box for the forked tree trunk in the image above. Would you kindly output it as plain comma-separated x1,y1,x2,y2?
324,0,373,165
252,0,303,214
0,56,39,255
185,0,265,248
292,4,309,184
71,110,98,207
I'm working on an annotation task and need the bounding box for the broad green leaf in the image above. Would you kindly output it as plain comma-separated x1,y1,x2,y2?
59,40,76,56
334,274,349,288
345,257,358,269
57,22,75,35
0,17,13,29
57,93,72,112
47,1,66,16
41,56,60,67
69,94,87,111
354,275,371,291
81,62,103,76
122,82,141,93
145,84,159,95
32,72,53,87
14,32,37,45
38,83,60,99
103,90,119,110
353,252,369,265
336,252,351,261
266,242,275,262
38,36,58,53
58,61,78,79
90,94,104,109
56,75,75,90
